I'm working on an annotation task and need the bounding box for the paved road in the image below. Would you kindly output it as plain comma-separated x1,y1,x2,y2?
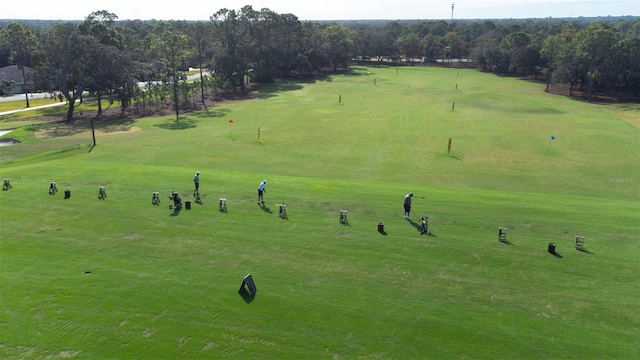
0,92,52,102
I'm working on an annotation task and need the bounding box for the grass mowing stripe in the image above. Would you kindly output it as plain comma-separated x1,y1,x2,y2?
1,65,638,359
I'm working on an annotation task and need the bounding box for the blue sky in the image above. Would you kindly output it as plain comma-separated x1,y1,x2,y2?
2,0,638,21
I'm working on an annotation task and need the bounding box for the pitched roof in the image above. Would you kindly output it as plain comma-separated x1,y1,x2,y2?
0,65,35,85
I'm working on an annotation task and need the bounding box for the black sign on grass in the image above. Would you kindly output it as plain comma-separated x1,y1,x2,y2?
239,274,257,296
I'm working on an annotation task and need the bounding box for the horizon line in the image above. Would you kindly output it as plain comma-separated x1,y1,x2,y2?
2,14,639,22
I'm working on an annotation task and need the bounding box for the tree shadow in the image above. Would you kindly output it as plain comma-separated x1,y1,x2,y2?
27,118,137,140
253,81,304,100
192,107,231,119
95,118,135,133
339,68,368,77
37,105,70,116
26,121,86,138
154,118,199,130
245,70,367,99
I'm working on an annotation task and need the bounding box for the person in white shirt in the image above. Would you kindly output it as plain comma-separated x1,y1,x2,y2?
193,171,200,196
258,180,267,204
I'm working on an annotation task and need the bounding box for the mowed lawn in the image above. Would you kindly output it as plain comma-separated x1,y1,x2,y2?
1,65,638,359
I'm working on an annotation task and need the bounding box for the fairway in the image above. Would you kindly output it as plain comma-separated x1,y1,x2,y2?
1,66,639,359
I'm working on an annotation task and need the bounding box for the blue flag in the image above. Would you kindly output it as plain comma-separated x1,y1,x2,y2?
551,135,555,140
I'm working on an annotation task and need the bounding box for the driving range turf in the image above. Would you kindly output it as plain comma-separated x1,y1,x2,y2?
1,65,638,359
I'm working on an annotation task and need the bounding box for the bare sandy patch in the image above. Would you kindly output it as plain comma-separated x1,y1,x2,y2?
34,123,142,139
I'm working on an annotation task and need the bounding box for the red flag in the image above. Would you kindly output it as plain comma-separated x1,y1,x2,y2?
228,119,234,124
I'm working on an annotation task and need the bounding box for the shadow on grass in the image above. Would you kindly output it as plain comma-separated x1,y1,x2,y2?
614,103,640,112
27,118,136,139
259,203,272,214
97,119,136,133
408,219,422,231
578,248,594,255
449,155,463,161
24,120,68,136
38,104,69,116
192,107,231,119
500,239,514,245
155,118,199,130
253,81,304,100
247,70,366,98
170,207,182,217
339,68,368,77
409,218,438,237
550,251,563,258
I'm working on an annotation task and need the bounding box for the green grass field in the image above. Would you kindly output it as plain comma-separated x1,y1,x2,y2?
1,65,638,359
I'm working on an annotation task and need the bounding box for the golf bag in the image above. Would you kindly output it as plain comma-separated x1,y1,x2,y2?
420,216,429,234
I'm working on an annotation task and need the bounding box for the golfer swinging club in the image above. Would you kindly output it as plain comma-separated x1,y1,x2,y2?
258,180,267,204
404,193,413,220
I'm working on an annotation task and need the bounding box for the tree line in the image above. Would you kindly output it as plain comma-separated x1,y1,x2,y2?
1,8,638,122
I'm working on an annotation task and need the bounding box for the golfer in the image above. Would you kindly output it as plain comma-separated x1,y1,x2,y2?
193,171,200,196
258,180,267,204
404,193,413,220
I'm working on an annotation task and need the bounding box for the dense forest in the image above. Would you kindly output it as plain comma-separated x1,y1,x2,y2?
1,8,638,121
